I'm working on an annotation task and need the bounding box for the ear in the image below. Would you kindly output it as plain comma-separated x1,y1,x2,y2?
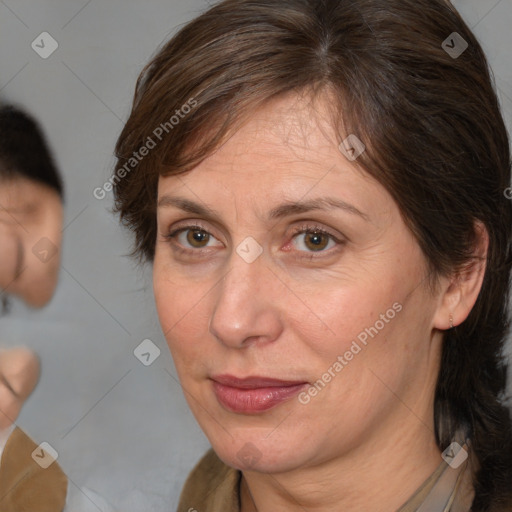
433,221,488,330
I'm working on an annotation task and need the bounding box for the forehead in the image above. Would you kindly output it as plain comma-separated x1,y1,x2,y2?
0,175,37,201
219,92,339,164
157,93,387,214
0,176,60,221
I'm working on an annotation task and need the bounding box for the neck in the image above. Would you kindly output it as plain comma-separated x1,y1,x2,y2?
240,413,442,512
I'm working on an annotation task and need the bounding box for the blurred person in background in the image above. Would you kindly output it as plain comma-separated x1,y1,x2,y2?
0,105,113,512
0,104,66,511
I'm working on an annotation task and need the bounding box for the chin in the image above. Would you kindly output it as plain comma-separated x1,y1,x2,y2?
208,428,313,474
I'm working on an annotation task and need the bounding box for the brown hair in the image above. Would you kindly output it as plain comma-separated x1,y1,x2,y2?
113,0,512,508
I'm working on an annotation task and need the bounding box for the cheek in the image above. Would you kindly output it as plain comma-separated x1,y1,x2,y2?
27,227,62,281
0,226,17,288
293,279,402,360
290,280,418,418
28,201,63,279
36,197,63,251
300,280,431,407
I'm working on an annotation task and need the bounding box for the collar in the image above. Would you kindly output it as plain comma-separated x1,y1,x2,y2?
178,438,475,512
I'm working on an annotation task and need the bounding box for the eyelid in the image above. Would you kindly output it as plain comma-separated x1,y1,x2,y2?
290,223,344,242
164,219,216,239
163,220,345,257
166,220,209,235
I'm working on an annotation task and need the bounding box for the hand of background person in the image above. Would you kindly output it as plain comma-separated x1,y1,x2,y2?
0,347,40,431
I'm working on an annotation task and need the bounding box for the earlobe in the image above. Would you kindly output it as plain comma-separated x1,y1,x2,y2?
433,221,488,331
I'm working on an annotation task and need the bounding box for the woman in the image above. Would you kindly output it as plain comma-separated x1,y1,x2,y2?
113,0,512,510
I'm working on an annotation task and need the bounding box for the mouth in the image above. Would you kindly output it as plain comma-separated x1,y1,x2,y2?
210,374,309,414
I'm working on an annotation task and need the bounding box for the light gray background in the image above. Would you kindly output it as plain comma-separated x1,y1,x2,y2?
0,1,511,510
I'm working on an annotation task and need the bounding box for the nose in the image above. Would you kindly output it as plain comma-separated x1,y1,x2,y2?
209,248,283,349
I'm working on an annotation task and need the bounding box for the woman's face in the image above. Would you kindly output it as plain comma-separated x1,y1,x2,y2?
153,94,445,473
0,176,63,307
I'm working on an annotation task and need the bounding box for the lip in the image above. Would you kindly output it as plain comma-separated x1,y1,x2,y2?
211,374,308,414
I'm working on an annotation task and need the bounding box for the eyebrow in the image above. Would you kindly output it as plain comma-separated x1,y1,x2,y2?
157,195,369,222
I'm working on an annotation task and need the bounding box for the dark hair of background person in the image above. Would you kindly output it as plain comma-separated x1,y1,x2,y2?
113,0,512,509
0,104,63,197
0,104,64,313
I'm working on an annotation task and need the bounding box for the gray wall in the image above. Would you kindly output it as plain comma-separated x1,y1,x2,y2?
0,0,511,510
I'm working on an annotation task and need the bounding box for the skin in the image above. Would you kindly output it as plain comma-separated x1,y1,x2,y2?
0,176,63,431
153,92,487,511
0,348,40,431
0,176,63,307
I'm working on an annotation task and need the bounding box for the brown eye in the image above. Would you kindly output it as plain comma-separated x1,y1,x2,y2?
165,224,223,254
186,228,210,248
304,231,330,251
291,226,338,253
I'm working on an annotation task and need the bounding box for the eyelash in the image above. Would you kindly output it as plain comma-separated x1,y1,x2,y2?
164,222,344,258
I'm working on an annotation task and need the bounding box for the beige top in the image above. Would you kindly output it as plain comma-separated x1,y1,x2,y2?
0,427,67,511
177,447,475,512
